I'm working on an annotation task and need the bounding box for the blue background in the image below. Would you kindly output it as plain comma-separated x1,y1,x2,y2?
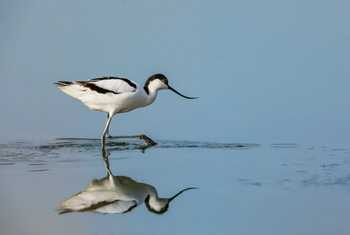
1,0,349,144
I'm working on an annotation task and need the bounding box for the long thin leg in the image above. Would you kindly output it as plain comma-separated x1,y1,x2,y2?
101,114,113,143
101,144,113,176
105,113,111,138
110,134,157,146
103,113,156,146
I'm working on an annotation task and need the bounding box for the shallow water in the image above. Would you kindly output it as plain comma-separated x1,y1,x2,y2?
1,139,350,235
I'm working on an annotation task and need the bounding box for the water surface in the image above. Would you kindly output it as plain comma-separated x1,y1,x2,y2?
1,139,350,235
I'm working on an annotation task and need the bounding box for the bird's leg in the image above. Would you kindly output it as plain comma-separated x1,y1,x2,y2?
105,114,112,138
101,144,113,176
111,134,157,146
103,113,156,146
101,114,113,143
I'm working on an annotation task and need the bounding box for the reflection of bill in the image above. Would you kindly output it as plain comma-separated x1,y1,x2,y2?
58,146,197,215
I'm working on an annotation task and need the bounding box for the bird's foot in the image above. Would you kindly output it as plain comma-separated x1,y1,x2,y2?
101,134,157,150
137,134,157,146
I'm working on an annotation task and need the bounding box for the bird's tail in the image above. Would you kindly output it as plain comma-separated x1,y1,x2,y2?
54,80,87,101
54,81,73,86
57,207,73,215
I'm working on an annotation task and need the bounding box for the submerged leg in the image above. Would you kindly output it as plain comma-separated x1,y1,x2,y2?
103,113,156,146
101,144,113,176
110,134,157,146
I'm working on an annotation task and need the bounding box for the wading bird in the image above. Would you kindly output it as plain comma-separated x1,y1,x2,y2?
55,73,197,144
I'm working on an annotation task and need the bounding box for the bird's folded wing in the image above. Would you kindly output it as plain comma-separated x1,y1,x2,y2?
58,191,121,214
82,77,137,94
94,200,138,214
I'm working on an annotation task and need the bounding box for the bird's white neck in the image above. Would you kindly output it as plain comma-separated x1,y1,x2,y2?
144,88,158,105
143,79,167,105
144,186,169,213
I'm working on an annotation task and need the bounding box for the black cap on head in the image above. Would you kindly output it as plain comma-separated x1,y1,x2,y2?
144,187,197,214
144,73,198,99
144,73,168,94
144,195,169,214
152,73,168,84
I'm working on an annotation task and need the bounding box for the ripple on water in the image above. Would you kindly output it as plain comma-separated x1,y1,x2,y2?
1,139,350,190
0,138,259,166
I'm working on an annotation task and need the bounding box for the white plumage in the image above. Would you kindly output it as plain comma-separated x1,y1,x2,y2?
58,163,196,214
58,175,146,214
55,73,197,142
56,78,146,113
58,140,197,214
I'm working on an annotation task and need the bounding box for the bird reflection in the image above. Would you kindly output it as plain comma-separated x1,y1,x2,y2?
58,145,196,214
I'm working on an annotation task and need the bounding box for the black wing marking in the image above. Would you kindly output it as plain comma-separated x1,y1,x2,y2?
58,199,121,214
76,81,119,94
122,201,138,214
90,77,137,89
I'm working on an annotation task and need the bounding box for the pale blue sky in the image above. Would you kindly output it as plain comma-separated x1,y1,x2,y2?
1,0,349,144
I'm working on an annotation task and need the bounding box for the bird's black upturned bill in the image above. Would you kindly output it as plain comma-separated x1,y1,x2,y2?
168,187,198,202
168,86,198,99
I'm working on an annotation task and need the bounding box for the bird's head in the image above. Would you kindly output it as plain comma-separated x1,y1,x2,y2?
144,187,197,214
144,73,198,99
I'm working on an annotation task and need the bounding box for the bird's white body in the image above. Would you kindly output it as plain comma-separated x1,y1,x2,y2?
58,174,167,214
58,145,196,214
57,78,166,116
55,73,196,140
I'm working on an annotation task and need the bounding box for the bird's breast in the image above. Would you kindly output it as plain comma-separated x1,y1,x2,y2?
114,91,151,113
